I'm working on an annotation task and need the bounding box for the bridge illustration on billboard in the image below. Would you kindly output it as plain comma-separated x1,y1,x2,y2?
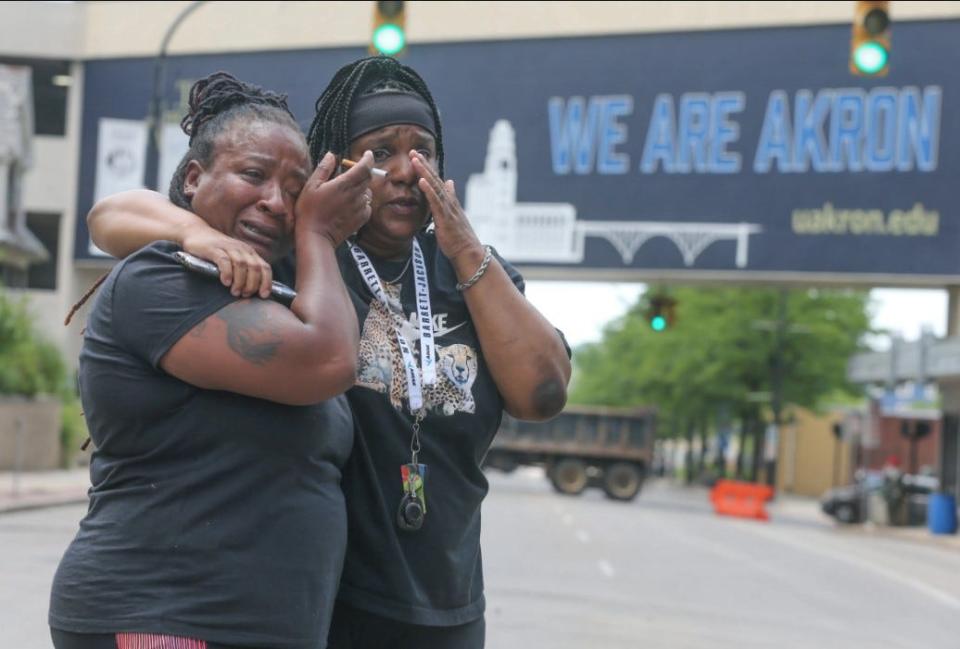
465,120,761,268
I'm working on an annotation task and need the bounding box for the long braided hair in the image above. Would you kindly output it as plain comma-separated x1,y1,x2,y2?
306,56,445,177
168,71,301,209
66,71,300,327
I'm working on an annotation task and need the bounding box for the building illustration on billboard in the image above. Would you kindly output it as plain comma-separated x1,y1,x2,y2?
465,120,762,267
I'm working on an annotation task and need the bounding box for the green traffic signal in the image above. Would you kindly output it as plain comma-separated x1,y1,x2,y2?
372,23,405,56
852,41,888,75
650,315,667,332
850,2,890,77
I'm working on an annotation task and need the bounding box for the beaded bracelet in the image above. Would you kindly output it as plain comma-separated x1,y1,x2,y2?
456,245,493,292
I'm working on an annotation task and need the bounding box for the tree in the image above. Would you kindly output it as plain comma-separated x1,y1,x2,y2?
0,291,67,397
570,286,872,481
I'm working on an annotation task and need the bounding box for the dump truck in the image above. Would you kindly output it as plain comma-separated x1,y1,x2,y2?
484,405,656,501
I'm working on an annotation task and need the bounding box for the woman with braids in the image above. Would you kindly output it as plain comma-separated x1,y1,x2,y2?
86,56,572,649
49,71,374,649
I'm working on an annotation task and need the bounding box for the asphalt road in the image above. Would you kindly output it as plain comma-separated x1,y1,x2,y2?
482,469,960,649
3,471,959,649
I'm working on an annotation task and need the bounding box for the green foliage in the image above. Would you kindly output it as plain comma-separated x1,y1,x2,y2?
60,395,88,468
0,291,68,397
0,291,83,465
570,286,873,437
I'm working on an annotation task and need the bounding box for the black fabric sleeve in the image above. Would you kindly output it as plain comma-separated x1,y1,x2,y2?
489,246,525,295
489,246,571,358
110,241,239,369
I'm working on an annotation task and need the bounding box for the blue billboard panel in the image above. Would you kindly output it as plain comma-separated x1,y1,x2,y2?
74,20,959,284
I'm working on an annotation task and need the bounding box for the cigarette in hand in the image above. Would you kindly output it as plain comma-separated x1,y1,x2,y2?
340,158,388,178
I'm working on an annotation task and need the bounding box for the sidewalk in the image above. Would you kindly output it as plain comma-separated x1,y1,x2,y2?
0,468,90,514
767,489,960,551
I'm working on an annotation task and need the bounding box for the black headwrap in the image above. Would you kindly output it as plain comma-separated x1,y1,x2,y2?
348,90,438,142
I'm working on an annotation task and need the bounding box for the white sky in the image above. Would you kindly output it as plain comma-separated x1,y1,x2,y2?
523,281,948,350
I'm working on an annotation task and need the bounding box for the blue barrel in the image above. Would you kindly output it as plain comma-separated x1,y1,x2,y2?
928,493,958,535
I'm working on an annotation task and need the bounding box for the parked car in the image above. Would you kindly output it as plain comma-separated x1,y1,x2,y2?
821,471,938,525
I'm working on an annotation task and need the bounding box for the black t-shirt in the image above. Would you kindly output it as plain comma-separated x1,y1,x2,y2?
334,232,524,626
49,241,353,649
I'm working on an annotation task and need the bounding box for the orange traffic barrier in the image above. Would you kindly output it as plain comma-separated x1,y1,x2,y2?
709,479,774,521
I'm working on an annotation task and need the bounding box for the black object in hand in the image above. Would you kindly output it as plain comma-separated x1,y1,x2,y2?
173,251,297,306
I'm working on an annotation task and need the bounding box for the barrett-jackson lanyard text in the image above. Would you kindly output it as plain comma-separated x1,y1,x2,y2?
350,239,436,412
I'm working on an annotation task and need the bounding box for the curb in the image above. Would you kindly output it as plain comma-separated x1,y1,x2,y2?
0,491,89,515
846,520,960,550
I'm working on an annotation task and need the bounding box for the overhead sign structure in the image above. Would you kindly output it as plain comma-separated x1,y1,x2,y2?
74,20,958,286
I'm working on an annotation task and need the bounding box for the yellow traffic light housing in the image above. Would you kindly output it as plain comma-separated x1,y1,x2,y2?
647,294,677,332
850,1,890,76
371,1,406,57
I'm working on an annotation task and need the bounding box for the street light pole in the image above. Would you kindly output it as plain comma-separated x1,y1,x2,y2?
145,1,207,189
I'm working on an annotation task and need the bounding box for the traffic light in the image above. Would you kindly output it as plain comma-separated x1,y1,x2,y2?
850,1,890,76
646,294,676,332
371,1,406,57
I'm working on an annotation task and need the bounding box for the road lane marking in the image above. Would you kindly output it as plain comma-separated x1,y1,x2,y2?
597,559,615,578
745,522,960,611
575,529,591,544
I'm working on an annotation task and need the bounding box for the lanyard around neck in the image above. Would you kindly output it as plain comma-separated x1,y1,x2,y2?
350,239,436,412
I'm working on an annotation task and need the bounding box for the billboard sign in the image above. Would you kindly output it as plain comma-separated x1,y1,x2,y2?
74,20,959,285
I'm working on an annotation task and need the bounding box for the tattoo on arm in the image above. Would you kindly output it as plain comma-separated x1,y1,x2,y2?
216,300,283,365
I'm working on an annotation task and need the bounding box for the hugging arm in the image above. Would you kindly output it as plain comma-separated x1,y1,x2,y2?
88,190,277,299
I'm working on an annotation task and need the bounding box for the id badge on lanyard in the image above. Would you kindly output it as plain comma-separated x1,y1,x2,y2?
350,240,436,532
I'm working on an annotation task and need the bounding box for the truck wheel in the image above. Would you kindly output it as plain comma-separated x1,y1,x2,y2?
602,463,644,501
550,459,588,495
483,451,519,473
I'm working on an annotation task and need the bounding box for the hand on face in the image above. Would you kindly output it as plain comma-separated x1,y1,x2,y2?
348,125,435,259
295,151,374,247
410,151,483,264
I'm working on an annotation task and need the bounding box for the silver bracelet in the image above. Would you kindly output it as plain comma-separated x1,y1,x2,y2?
456,245,493,292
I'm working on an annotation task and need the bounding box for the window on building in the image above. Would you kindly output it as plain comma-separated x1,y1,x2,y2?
2,265,27,289
0,57,70,136
6,163,19,232
26,212,59,290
